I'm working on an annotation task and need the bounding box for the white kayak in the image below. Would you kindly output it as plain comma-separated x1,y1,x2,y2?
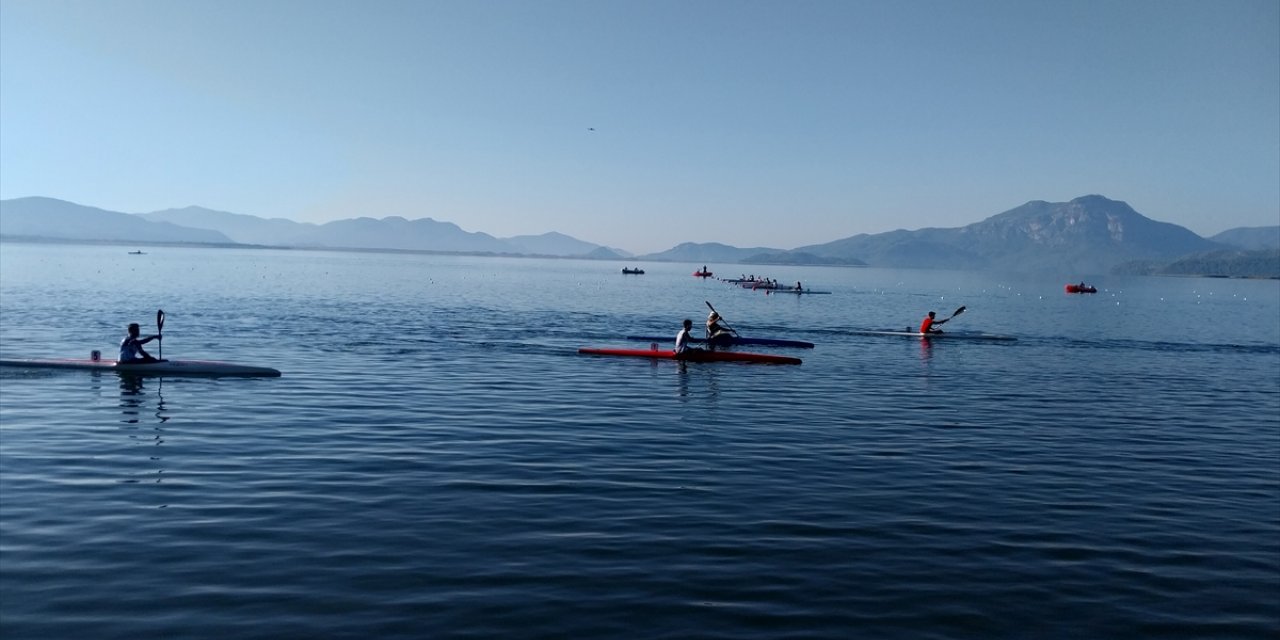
0,358,282,377
853,330,1017,341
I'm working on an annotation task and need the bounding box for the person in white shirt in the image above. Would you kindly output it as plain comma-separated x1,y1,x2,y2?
119,323,162,363
675,319,702,357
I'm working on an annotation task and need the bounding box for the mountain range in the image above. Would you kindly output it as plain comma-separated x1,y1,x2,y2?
136,204,630,257
1,195,1276,276
793,195,1228,273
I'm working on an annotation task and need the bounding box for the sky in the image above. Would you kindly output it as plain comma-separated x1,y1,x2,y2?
1,0,1277,254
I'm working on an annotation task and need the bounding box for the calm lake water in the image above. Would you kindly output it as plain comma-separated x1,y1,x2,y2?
2,242,1278,639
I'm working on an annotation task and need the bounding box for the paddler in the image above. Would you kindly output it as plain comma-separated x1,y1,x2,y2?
919,311,948,335
706,311,735,349
120,322,162,363
675,319,702,357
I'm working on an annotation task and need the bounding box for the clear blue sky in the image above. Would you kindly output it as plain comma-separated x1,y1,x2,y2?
2,0,1277,254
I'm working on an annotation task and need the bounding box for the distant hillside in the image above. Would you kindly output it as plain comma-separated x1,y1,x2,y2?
288,216,515,253
795,228,988,270
740,251,867,266
1210,226,1280,250
1115,248,1280,278
795,195,1220,273
583,246,628,260
144,204,516,252
140,206,314,245
140,203,622,256
503,231,630,257
2,197,621,257
639,242,785,263
0,197,231,244
4,195,1266,274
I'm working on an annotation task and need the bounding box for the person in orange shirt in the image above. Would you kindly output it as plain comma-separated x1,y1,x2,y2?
919,311,949,335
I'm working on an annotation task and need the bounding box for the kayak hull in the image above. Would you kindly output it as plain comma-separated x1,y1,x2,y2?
1065,285,1097,293
625,335,815,349
852,331,1017,341
579,348,801,365
0,358,282,377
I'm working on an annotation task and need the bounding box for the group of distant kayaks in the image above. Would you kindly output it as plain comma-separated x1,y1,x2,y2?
704,267,831,294
582,267,1106,365
721,276,830,295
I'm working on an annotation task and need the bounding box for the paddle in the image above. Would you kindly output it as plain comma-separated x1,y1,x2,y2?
703,301,739,336
156,309,165,360
936,307,962,332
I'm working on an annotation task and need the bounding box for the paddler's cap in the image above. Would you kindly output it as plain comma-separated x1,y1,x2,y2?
708,312,719,320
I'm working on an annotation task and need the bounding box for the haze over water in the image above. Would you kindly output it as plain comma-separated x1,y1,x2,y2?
1,243,1277,639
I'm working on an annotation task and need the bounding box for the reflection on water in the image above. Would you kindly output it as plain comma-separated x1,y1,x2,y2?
117,375,168,490
918,336,935,361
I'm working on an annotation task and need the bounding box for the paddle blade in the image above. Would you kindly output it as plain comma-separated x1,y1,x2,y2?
951,306,966,318
156,309,165,360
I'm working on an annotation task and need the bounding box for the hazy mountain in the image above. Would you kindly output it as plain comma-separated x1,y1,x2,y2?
583,246,628,260
140,205,627,256
739,251,867,266
3,195,1261,274
1210,226,1280,250
795,195,1220,273
1115,248,1280,278
0,197,232,244
140,206,314,245
284,216,516,253
639,242,785,263
502,231,629,257
141,206,515,253
794,228,988,270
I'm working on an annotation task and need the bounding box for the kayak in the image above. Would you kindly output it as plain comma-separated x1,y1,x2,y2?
579,347,801,365
693,271,714,277
0,358,283,377
851,330,1017,341
622,268,645,274
1065,284,1097,293
625,335,815,349
759,289,831,295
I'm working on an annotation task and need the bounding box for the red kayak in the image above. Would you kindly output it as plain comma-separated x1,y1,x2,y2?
578,347,801,365
1065,284,1097,293
693,271,714,278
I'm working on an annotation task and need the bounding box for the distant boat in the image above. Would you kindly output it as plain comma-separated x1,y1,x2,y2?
622,268,645,275
128,250,145,255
